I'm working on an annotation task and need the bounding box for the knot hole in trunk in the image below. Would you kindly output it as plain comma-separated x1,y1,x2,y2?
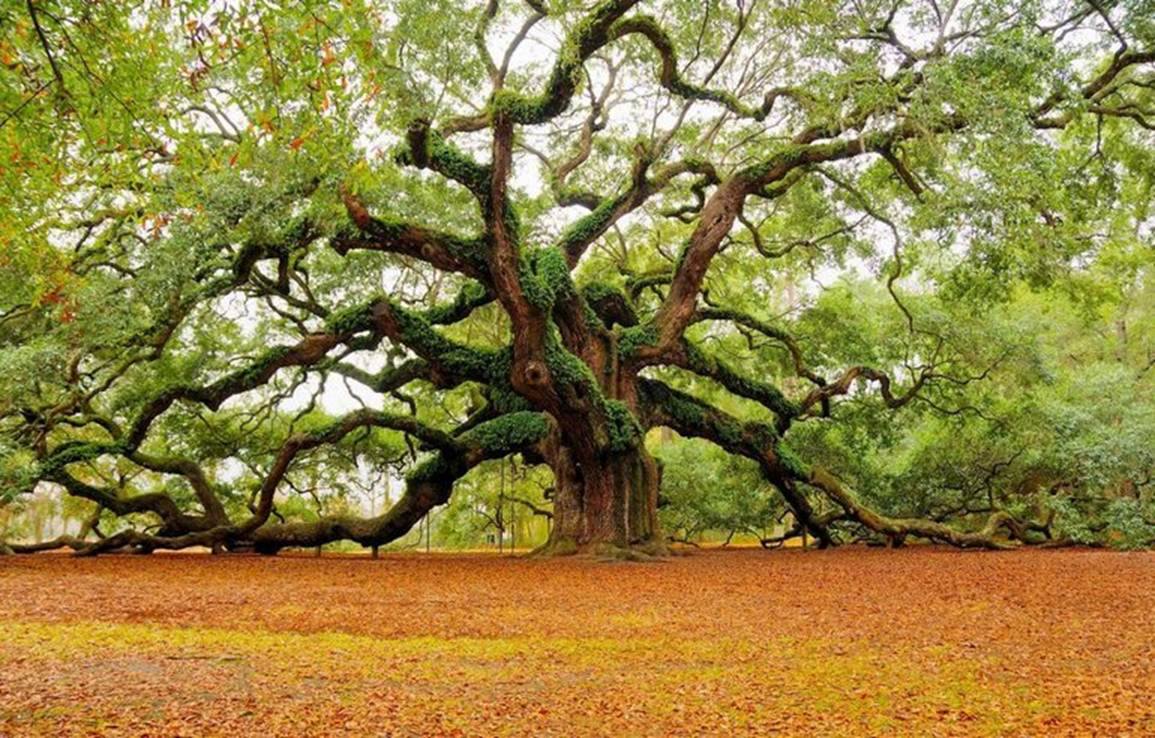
524,360,549,387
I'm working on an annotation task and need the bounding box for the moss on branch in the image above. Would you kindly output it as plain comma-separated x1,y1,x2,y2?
678,342,799,421
521,247,574,312
605,399,642,453
462,411,552,455
580,282,638,328
618,324,659,360
395,129,492,197
483,0,640,125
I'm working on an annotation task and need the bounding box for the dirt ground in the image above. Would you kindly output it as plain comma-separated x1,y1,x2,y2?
1,547,1153,737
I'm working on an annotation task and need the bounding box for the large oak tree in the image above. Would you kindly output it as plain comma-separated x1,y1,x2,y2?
1,0,1152,555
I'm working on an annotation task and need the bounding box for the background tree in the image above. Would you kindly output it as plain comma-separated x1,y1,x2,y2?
0,0,1152,555
655,437,785,546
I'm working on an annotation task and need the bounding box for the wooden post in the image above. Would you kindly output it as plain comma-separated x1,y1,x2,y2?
510,498,516,555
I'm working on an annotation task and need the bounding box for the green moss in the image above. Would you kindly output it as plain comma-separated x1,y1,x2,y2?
716,418,746,449
325,303,374,335
486,384,533,414
215,345,297,398
535,247,571,297
449,237,488,269
580,281,638,328
774,441,811,478
438,345,501,382
520,255,550,311
556,195,622,255
465,349,531,414
520,248,573,312
372,298,509,391
544,330,598,389
681,343,798,420
39,441,126,477
605,400,642,453
281,214,313,242
499,201,522,244
666,395,706,431
302,421,344,447
390,302,465,361
395,130,491,195
365,213,409,239
488,89,546,121
428,134,490,192
422,282,490,325
582,301,606,331
618,325,658,359
406,453,464,484
489,0,629,124
747,424,780,450
464,412,551,454
580,281,623,305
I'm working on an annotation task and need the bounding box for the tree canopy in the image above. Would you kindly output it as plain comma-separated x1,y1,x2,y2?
1,0,1153,555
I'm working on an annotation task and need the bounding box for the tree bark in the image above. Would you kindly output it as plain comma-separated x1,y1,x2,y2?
537,345,664,555
542,442,661,554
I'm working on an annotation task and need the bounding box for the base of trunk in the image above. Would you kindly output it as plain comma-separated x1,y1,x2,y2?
533,537,669,559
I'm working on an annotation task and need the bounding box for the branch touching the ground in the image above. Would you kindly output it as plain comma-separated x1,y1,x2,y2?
15,412,556,556
245,411,556,553
804,466,1018,550
637,378,1051,550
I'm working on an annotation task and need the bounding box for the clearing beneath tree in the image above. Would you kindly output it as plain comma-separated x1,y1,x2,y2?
1,548,1153,737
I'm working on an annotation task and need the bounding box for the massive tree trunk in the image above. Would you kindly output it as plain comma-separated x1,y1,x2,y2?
535,326,663,555
543,441,661,555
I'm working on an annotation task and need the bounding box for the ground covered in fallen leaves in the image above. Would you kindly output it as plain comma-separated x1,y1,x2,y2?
1,547,1153,737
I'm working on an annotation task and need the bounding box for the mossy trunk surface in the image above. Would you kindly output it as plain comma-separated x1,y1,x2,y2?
544,443,661,554
539,356,663,555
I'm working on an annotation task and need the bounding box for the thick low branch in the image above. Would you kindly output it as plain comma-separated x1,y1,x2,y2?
237,408,464,537
48,470,216,535
334,191,489,280
239,411,555,552
127,451,228,525
659,340,798,423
